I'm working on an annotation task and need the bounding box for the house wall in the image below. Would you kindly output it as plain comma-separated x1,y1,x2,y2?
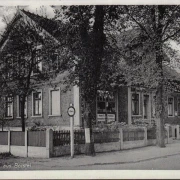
4,80,82,130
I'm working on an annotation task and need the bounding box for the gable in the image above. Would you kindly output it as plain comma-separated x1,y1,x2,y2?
0,9,61,51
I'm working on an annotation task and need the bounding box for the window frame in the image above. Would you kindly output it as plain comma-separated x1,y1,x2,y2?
49,53,60,72
167,96,174,117
48,87,61,117
17,95,27,118
143,93,150,119
177,97,180,117
32,90,43,117
131,92,141,116
5,95,13,119
31,49,43,76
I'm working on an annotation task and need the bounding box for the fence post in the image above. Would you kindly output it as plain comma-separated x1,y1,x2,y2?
119,128,123,150
8,130,10,153
176,125,180,140
25,130,28,157
46,129,53,158
144,127,147,146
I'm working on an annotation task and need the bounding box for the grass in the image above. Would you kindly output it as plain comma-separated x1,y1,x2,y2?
0,152,14,159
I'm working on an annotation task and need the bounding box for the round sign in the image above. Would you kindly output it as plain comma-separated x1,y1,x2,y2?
67,106,75,117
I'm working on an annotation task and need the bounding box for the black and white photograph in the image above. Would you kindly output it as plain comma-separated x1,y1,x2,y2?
0,1,180,179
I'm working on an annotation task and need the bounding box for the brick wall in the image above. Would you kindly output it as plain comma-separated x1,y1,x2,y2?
5,81,74,129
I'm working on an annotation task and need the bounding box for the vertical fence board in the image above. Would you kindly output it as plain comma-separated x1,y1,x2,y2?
28,131,46,147
0,132,8,145
11,132,25,146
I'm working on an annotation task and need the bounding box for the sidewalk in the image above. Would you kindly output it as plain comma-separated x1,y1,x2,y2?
1,140,180,170
46,140,180,168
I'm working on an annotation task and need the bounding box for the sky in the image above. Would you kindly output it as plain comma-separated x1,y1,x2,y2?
0,5,56,33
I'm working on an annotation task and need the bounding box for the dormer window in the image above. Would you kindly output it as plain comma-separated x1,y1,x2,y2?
49,51,59,72
32,49,42,75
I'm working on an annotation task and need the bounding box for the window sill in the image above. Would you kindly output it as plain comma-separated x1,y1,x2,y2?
132,115,142,117
168,116,174,118
31,115,42,118
48,115,61,117
5,117,13,120
16,117,27,119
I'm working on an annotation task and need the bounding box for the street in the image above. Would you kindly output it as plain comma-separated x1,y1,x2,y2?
1,140,180,171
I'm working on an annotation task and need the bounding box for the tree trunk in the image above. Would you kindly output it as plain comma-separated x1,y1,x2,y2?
155,84,166,147
155,38,165,147
20,95,26,132
84,102,95,156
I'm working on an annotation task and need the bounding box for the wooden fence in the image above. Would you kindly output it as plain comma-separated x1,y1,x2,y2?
11,131,25,146
28,131,46,147
93,130,119,143
0,131,8,145
123,129,144,141
53,130,85,146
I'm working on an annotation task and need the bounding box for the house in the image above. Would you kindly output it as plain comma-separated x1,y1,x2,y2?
0,9,82,131
1,9,180,132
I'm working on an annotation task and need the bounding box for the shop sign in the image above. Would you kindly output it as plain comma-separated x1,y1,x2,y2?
107,114,115,122
97,114,106,121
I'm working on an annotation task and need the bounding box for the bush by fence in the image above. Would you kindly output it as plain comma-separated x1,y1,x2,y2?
11,131,25,146
147,128,156,139
93,130,119,143
28,131,46,147
0,131,8,145
123,128,144,141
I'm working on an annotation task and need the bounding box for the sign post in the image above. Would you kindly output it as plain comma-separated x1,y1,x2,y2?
67,103,76,158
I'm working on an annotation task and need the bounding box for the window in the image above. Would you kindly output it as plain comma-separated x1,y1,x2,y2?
168,97,174,116
143,94,150,119
152,95,156,118
17,96,27,118
131,93,140,115
32,91,42,116
5,96,13,118
97,90,116,123
32,50,42,75
178,98,180,116
49,53,59,71
49,88,61,116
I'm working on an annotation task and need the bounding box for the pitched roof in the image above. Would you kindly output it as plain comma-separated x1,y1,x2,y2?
20,10,62,39
0,9,64,49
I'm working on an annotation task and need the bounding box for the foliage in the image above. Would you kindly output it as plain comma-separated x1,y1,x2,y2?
0,11,64,131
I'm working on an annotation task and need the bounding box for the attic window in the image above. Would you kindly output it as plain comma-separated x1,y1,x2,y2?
49,53,59,71
32,50,42,75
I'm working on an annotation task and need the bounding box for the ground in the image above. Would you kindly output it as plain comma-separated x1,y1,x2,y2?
1,140,180,171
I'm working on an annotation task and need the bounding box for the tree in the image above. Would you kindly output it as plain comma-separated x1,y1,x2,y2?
54,6,119,155
0,10,63,131
109,5,180,147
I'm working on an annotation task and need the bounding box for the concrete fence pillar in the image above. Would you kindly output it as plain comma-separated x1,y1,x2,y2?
144,127,147,146
176,125,180,140
8,130,11,153
119,128,123,150
25,130,28,157
46,129,53,158
165,126,170,144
